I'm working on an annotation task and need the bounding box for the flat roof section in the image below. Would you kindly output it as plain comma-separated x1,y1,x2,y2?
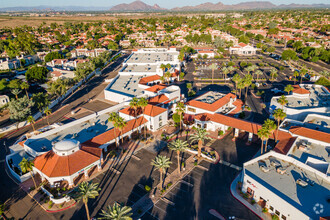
106,75,145,97
195,91,226,104
125,52,177,64
25,109,121,153
122,64,157,73
245,156,330,219
288,138,330,164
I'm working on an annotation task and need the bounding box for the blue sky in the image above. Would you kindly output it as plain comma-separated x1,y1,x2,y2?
0,0,328,8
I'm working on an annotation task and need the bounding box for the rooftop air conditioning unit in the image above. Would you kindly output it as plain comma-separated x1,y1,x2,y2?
260,165,270,173
296,179,308,187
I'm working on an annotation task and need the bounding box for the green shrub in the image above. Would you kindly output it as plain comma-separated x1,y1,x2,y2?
144,185,151,192
262,207,268,213
59,204,63,208
194,161,198,166
271,214,279,220
251,199,256,204
218,130,224,136
167,182,172,188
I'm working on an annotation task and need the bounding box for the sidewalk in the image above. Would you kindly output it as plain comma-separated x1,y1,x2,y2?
230,173,271,220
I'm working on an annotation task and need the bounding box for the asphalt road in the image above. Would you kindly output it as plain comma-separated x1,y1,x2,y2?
0,53,128,219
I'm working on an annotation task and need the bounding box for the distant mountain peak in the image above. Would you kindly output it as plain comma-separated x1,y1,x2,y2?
109,0,166,11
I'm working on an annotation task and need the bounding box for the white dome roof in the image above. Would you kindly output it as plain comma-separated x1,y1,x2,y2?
53,139,80,153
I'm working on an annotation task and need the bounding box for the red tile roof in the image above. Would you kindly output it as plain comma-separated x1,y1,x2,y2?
119,104,167,117
289,126,330,143
148,94,169,105
139,75,161,85
34,146,102,178
186,93,236,112
145,85,167,93
194,113,292,141
228,99,244,115
238,43,247,47
273,137,297,155
292,85,309,95
83,117,147,147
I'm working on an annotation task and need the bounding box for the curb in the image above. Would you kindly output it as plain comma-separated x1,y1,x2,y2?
229,173,263,220
45,202,77,213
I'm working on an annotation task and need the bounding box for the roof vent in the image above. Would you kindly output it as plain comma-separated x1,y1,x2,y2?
260,165,270,173
296,179,308,187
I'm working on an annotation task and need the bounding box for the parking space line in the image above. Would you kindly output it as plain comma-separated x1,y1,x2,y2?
165,191,184,199
161,197,175,206
146,211,160,220
180,180,194,187
154,203,167,213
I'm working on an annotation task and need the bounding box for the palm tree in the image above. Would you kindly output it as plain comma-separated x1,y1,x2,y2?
21,81,30,98
44,107,52,126
273,108,286,142
78,182,100,220
245,66,254,75
299,67,307,84
151,155,172,188
164,71,172,84
262,119,277,149
138,97,148,138
189,127,211,160
250,65,258,78
108,112,120,147
270,69,278,81
166,63,171,72
293,71,299,84
19,158,37,189
255,70,263,82
116,116,127,145
129,97,139,119
257,127,271,154
243,74,253,99
176,102,185,130
277,95,288,109
232,73,241,96
169,139,188,173
284,84,294,95
227,66,235,78
209,63,218,84
221,66,229,82
160,63,166,76
99,202,132,220
27,115,36,133
11,89,21,100
237,80,245,99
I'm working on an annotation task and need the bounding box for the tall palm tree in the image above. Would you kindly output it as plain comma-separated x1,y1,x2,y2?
164,71,172,84
19,158,37,189
138,97,148,138
78,182,100,220
189,127,211,160
169,139,188,173
262,119,277,149
11,89,21,100
255,70,263,82
227,66,235,78
108,112,120,147
299,68,307,84
151,155,172,188
99,202,132,220
44,107,52,126
245,66,254,75
284,84,294,95
166,63,171,72
115,116,127,145
27,115,36,133
257,127,271,154
176,102,185,131
21,81,30,98
250,65,258,78
270,68,278,81
293,71,299,84
209,63,218,84
232,73,241,96
160,63,166,76
277,95,288,109
273,108,287,142
129,97,139,119
237,80,245,99
243,74,253,99
221,66,229,82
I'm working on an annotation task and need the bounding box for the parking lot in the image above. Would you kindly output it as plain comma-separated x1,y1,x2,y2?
143,161,259,220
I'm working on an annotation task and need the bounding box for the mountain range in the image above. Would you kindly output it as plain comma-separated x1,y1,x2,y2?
110,1,329,11
0,1,329,12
